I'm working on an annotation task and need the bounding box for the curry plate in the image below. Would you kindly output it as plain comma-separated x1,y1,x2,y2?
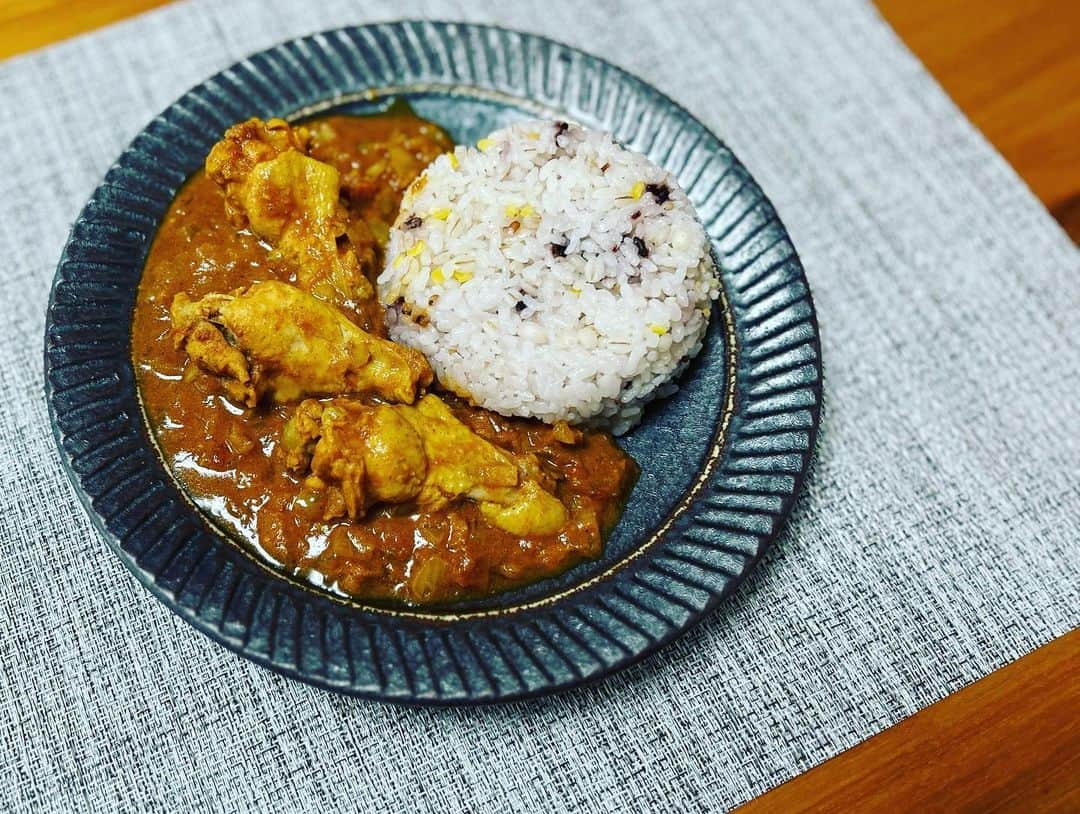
44,22,821,703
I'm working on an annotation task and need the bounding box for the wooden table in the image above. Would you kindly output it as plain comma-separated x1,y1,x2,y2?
3,1,1077,811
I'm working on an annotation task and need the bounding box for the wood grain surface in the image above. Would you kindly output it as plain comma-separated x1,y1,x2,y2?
737,629,1080,813
0,0,173,61
876,0,1080,241
0,0,1076,811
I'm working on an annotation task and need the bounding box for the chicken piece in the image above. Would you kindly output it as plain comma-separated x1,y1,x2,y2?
205,118,373,305
282,395,569,536
203,118,306,205
171,280,432,407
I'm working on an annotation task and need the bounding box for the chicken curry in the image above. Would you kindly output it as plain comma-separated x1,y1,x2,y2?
133,110,638,604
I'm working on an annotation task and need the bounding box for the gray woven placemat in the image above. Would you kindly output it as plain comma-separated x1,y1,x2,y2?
1,0,1077,811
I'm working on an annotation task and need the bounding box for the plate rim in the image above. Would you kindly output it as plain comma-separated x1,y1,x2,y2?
43,20,822,704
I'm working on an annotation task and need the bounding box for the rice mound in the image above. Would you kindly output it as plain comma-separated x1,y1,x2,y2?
378,119,719,434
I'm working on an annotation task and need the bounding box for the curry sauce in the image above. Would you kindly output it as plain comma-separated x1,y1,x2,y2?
132,112,637,604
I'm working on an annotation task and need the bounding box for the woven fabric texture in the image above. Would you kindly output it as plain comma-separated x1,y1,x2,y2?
1,0,1077,810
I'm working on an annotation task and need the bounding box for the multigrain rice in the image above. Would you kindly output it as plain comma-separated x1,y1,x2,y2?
378,119,719,433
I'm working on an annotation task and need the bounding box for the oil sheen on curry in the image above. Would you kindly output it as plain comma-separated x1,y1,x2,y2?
133,109,638,605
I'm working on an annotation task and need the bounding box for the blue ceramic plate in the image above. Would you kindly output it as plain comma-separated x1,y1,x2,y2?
44,22,821,704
